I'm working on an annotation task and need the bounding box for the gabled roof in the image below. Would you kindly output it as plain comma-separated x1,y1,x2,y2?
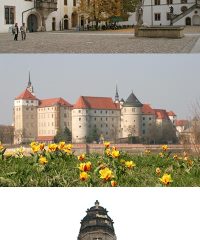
142,104,155,115
175,120,189,127
167,111,176,117
39,98,72,108
154,109,170,120
73,96,120,110
15,89,38,100
123,92,143,107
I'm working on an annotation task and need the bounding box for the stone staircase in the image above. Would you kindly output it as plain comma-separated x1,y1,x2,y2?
172,3,200,24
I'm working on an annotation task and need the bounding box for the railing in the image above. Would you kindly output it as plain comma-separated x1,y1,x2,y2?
172,4,197,24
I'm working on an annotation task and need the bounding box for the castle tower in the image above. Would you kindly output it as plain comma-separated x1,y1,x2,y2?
13,81,39,144
78,200,117,240
121,92,143,138
72,96,89,143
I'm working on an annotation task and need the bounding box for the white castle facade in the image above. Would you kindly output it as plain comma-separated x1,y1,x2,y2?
142,0,200,26
13,80,177,144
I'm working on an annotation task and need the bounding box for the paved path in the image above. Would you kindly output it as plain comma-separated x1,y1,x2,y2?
0,28,200,53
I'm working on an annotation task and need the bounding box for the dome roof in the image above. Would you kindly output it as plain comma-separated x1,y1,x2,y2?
78,200,116,239
123,92,143,107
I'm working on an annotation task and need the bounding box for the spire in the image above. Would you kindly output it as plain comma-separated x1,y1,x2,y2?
28,71,31,87
115,85,119,103
26,71,34,95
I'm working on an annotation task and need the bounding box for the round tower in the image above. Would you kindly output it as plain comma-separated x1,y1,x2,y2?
72,96,89,143
121,92,143,138
78,200,117,240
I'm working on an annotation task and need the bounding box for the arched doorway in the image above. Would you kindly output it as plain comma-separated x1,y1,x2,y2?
52,17,56,31
72,12,78,28
192,15,200,26
185,17,191,25
64,15,68,30
80,16,84,27
27,14,38,32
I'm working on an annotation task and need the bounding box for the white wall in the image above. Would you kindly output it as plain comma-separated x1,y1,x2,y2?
0,0,33,33
143,0,196,26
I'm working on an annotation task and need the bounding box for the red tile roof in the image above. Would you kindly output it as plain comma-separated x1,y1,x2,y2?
39,98,72,108
73,96,120,110
142,104,155,115
167,111,176,116
15,89,38,100
154,109,170,120
175,120,189,127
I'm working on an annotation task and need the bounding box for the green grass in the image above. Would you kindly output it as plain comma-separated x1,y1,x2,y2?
0,149,200,187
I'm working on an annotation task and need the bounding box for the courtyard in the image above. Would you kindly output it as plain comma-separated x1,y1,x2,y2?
1,27,200,53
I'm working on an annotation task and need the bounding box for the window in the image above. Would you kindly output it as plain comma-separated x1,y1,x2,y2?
149,117,151,120
132,108,135,112
5,6,15,24
154,13,161,21
64,0,67,5
78,110,81,113
94,118,96,121
143,117,145,120
167,0,173,4
64,113,67,118
143,123,145,126
143,130,145,134
79,125,81,128
94,110,96,113
105,111,107,114
73,0,76,6
154,0,160,5
79,118,81,121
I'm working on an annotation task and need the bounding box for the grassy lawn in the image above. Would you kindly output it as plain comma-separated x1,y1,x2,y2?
0,142,199,187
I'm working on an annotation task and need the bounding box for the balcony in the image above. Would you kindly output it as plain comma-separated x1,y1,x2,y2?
35,0,58,11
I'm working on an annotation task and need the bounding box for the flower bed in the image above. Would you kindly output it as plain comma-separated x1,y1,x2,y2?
0,142,199,187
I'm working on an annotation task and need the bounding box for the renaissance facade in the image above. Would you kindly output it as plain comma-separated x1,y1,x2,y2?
13,79,176,144
0,0,79,33
142,0,200,26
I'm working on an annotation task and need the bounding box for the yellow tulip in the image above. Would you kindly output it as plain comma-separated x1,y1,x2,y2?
80,172,89,181
99,167,114,181
159,173,173,185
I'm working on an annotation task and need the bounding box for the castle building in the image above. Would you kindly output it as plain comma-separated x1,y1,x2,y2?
78,200,117,240
142,0,200,26
13,79,176,144
0,0,79,33
72,96,121,143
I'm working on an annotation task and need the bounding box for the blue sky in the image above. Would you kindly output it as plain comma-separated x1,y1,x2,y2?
0,54,199,124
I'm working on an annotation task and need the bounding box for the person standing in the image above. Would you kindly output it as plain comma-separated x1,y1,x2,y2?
13,23,19,41
20,23,26,40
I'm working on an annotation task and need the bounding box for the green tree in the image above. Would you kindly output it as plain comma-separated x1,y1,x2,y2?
78,0,121,29
120,0,140,19
86,126,99,143
54,127,72,143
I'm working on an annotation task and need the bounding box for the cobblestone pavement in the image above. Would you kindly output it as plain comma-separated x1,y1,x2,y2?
0,28,199,53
